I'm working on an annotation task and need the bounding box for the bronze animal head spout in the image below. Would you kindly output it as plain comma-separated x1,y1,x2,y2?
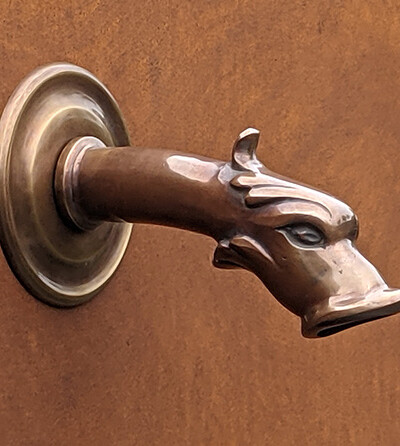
213,128,400,337
2,63,400,339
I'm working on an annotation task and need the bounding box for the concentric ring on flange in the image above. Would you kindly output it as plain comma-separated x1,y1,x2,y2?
0,63,132,306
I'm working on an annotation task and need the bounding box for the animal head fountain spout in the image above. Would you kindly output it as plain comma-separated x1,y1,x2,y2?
213,128,400,337
2,64,399,339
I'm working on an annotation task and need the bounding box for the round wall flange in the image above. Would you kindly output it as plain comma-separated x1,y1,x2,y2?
0,63,132,306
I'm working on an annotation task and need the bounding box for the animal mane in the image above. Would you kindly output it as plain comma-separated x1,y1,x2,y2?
230,171,298,208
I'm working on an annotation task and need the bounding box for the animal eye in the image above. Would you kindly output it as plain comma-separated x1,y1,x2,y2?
278,224,325,247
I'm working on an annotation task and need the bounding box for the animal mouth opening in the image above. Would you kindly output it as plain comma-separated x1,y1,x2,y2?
315,312,390,337
303,291,400,338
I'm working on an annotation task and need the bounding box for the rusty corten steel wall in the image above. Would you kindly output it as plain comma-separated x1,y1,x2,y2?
0,1,400,445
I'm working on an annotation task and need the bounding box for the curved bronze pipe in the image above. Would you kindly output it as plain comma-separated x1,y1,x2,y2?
54,130,400,338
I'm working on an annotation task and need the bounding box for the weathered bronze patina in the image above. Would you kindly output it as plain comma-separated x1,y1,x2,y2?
1,63,400,337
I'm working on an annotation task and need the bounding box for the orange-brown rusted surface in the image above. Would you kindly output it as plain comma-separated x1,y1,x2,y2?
1,1,400,445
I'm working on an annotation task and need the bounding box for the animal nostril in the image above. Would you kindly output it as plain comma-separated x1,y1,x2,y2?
348,220,359,241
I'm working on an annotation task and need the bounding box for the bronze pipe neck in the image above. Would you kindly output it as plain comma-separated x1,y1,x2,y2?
65,144,238,240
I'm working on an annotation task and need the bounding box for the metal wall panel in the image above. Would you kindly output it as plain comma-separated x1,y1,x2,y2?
0,1,399,444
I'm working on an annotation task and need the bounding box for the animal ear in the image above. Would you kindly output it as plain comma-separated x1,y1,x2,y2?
231,128,262,172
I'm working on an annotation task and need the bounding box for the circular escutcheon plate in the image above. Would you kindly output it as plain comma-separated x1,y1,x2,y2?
0,63,132,306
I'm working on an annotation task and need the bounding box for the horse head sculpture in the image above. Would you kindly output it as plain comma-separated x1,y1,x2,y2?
1,63,399,338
